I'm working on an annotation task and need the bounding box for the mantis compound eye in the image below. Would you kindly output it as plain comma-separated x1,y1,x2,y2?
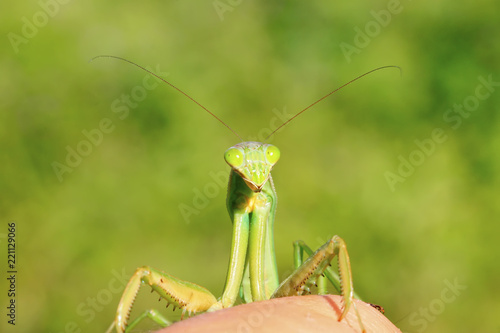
224,147,244,167
265,145,280,165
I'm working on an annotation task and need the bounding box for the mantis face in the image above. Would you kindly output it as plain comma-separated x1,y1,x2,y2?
224,142,280,192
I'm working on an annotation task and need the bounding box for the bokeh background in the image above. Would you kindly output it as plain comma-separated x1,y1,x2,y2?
2,1,499,332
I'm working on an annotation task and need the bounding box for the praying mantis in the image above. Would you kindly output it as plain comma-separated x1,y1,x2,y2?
95,56,400,333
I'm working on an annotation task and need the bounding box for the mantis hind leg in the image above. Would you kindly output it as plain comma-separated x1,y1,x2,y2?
272,236,365,333
105,309,170,333
109,265,217,333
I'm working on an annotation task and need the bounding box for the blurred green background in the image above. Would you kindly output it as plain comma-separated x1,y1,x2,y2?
1,1,499,332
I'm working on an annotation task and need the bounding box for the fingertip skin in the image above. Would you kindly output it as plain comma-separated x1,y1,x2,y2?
157,295,402,333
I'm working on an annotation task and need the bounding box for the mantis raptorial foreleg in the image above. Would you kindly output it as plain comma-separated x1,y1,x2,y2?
108,266,218,333
273,236,365,332
292,239,362,299
293,240,337,295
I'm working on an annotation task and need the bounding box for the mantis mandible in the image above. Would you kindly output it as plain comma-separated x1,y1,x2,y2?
95,56,400,333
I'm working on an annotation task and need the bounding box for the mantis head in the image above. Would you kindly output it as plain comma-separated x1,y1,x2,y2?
224,142,280,192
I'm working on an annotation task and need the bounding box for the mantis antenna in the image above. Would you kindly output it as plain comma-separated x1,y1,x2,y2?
90,55,244,141
264,65,402,141
91,55,400,142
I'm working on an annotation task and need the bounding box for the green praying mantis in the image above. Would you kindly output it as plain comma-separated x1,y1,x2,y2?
95,56,400,333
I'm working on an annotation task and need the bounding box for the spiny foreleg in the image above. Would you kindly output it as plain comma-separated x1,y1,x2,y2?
272,236,365,332
109,266,217,333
